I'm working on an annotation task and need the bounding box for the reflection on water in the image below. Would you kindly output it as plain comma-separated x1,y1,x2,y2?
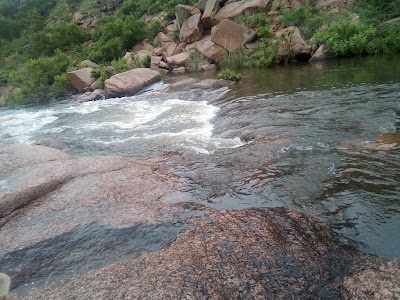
0,55,399,261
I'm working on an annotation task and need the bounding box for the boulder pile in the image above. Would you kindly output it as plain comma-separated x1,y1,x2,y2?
67,0,355,100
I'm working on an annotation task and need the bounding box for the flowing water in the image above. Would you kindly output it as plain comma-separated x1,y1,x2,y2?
1,55,399,265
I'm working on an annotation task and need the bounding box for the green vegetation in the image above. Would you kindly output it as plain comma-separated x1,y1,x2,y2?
313,18,376,56
186,50,208,72
218,68,241,82
0,0,399,105
282,5,331,39
0,0,165,105
117,0,197,20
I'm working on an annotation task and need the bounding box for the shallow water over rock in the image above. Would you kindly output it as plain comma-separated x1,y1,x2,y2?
0,55,399,297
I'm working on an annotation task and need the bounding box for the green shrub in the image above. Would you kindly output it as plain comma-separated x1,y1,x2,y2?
116,0,197,20
257,24,273,39
253,38,280,67
89,38,123,64
219,51,251,70
282,5,331,40
30,22,90,57
186,50,208,72
218,68,242,82
89,15,151,63
366,21,400,54
355,0,400,24
238,12,268,28
5,50,72,105
52,74,72,94
313,18,376,56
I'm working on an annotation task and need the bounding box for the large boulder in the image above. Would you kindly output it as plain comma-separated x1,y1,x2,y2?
72,89,105,102
214,0,273,22
211,19,255,52
195,35,228,61
104,68,161,97
132,40,154,53
309,44,335,62
154,32,172,47
175,5,201,30
67,68,95,93
179,13,204,43
166,52,190,66
316,0,356,13
275,26,312,61
201,0,220,30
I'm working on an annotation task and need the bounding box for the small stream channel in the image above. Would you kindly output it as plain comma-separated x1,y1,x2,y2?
0,55,399,292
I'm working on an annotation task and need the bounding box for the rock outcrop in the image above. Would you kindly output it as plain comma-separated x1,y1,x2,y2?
166,52,190,66
201,0,220,30
214,0,273,22
5,200,395,299
104,68,161,97
179,13,204,43
67,68,95,93
195,35,228,61
309,44,335,62
175,5,201,30
211,19,255,52
275,26,312,60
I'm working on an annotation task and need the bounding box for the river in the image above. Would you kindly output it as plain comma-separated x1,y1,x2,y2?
1,55,399,261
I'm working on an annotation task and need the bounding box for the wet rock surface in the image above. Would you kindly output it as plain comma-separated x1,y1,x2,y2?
0,143,194,292
7,208,393,299
1,142,399,299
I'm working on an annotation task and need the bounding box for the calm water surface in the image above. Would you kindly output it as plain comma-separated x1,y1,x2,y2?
1,55,399,261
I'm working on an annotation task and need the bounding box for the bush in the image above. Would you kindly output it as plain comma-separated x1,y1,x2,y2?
5,50,72,105
219,51,251,70
30,22,90,57
89,15,157,63
186,50,208,72
89,38,123,64
355,0,400,24
282,5,331,40
218,68,241,82
238,12,268,28
313,18,376,56
252,36,280,67
366,21,400,54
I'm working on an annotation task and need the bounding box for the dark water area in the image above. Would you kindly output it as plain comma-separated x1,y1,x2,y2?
0,221,187,293
0,55,399,292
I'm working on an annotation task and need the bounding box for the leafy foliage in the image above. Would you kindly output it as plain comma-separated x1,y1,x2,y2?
186,50,208,72
117,0,197,19
89,16,161,63
219,51,251,70
355,0,400,24
313,18,376,56
218,68,241,82
282,5,334,40
30,22,89,57
238,12,268,29
5,50,72,105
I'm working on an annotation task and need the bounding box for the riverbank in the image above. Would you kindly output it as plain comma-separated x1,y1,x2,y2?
0,0,399,106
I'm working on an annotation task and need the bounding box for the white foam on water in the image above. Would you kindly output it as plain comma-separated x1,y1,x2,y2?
0,91,244,154
0,110,58,143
